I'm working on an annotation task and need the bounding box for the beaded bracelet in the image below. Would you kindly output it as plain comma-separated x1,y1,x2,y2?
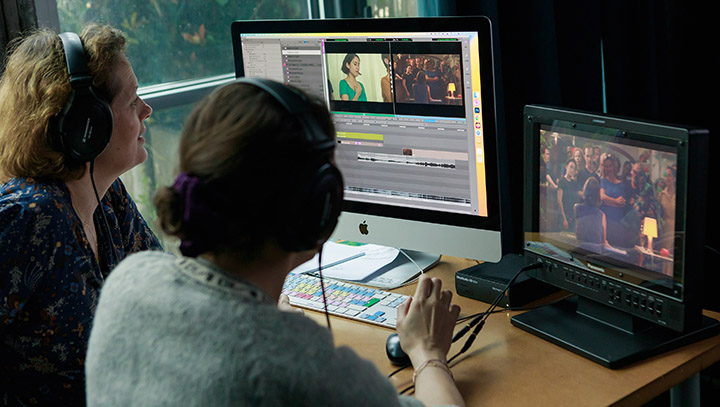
412,358,454,385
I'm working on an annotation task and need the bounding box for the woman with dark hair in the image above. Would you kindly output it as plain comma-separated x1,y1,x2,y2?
557,158,580,232
423,59,442,100
0,25,160,405
575,177,613,253
599,154,628,246
85,80,465,407
412,70,441,103
339,53,366,101
403,63,416,99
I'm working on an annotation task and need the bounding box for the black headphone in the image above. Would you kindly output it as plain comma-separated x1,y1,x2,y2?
236,77,344,252
53,32,113,162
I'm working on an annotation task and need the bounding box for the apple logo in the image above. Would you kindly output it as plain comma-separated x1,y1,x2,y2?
359,221,369,235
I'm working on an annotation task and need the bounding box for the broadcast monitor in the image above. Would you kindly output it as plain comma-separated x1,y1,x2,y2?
231,17,504,284
513,105,718,368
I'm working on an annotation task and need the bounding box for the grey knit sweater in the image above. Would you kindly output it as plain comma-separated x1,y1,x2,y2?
85,251,424,407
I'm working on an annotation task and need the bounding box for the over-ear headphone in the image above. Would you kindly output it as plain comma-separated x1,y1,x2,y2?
236,77,344,252
53,32,113,162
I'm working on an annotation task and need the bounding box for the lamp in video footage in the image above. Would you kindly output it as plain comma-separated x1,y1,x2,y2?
642,217,657,251
447,82,456,98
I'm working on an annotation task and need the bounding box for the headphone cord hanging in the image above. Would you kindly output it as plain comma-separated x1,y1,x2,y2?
89,160,120,269
317,246,333,332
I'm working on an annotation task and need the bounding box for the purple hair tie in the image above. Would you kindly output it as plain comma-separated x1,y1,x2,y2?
172,172,201,224
172,172,211,257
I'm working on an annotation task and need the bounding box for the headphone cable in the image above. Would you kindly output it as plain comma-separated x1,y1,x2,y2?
316,246,333,332
447,261,542,364
89,160,120,269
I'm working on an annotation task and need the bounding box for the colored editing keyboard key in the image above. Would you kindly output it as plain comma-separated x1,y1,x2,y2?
282,273,407,329
365,298,380,307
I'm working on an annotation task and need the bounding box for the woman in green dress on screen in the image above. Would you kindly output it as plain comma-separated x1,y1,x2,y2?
339,53,367,101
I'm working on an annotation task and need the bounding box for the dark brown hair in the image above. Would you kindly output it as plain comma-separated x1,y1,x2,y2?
583,177,601,207
154,81,335,259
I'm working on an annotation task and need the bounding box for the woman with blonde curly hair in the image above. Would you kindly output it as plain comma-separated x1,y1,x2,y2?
0,24,161,405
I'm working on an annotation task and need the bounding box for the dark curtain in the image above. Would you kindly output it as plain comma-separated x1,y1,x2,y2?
599,1,719,310
457,0,719,310
458,0,604,255
1,0,38,73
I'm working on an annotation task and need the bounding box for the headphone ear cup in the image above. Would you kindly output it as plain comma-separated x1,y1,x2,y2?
56,88,113,162
278,163,344,252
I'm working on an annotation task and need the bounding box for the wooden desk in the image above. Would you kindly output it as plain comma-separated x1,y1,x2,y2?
305,256,720,406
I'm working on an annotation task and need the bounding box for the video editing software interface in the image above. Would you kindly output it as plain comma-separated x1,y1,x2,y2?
529,122,683,301
239,29,489,219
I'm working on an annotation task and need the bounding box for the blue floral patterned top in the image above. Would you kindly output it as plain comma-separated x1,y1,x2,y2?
0,177,162,406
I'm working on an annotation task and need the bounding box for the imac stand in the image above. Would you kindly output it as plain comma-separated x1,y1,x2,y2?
358,249,440,289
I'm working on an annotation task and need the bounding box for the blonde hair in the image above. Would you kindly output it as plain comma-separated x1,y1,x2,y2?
0,24,126,182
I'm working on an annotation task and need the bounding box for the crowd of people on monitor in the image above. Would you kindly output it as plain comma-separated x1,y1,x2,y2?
540,140,677,269
392,54,461,104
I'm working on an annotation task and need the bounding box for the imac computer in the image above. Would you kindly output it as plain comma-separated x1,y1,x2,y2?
513,105,719,368
231,17,504,286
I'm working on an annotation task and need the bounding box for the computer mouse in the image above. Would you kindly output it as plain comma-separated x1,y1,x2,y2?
385,332,411,366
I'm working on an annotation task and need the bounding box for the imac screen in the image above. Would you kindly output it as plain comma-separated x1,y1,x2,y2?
232,17,503,261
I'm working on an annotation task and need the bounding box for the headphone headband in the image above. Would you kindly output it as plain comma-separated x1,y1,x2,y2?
59,32,93,87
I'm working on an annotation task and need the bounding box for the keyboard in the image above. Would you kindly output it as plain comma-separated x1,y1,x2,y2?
282,273,409,329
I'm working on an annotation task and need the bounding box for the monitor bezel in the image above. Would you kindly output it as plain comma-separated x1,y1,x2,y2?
231,16,502,234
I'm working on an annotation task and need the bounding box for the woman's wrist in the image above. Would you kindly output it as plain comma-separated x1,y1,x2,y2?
412,358,453,385
408,348,447,367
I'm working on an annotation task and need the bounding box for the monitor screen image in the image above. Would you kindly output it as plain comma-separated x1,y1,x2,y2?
535,123,679,298
231,17,504,267
514,105,717,368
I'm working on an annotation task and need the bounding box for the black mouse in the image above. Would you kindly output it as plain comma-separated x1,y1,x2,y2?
385,332,411,366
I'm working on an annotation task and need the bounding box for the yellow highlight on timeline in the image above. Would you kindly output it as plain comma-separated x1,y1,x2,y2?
336,132,384,141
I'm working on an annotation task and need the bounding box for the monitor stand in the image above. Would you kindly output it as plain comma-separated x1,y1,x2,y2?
511,296,720,369
358,249,440,289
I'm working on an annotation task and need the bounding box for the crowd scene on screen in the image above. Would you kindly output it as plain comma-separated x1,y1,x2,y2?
540,134,677,274
392,54,462,104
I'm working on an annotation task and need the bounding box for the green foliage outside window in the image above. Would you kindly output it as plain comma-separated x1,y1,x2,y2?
57,0,308,86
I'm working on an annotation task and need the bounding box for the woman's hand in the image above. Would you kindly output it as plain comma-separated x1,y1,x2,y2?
278,294,303,314
396,275,461,365
352,82,362,100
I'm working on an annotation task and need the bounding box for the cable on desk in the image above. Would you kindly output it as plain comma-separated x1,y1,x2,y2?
388,362,412,378
447,262,542,365
455,292,576,323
